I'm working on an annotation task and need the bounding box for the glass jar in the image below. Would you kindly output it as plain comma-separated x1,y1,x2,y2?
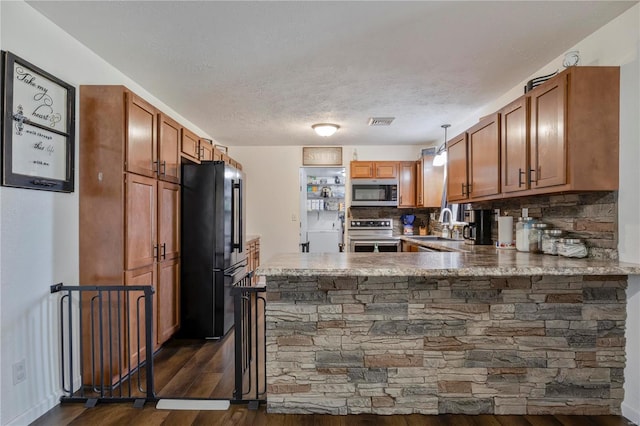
557,238,588,258
515,217,536,252
529,223,549,253
541,229,564,255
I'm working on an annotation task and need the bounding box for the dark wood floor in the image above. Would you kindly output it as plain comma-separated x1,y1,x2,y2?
32,332,637,426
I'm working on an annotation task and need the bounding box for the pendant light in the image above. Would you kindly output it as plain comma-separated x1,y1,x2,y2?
432,124,450,167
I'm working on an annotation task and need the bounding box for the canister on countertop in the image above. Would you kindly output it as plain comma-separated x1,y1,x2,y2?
529,222,550,253
515,217,536,252
541,229,564,255
557,238,588,258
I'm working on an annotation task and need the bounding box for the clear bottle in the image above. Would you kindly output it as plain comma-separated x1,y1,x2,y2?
515,217,535,252
541,229,564,255
373,243,379,253
529,222,549,253
557,238,588,258
441,225,451,239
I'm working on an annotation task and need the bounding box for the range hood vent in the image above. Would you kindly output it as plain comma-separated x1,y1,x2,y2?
368,117,395,126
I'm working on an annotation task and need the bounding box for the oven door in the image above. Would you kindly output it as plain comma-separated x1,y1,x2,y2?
349,239,400,252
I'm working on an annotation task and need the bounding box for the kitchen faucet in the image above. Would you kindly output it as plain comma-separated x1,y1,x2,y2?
439,207,453,239
440,208,453,227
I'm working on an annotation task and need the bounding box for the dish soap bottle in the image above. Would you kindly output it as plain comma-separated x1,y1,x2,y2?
373,243,379,253
442,225,451,239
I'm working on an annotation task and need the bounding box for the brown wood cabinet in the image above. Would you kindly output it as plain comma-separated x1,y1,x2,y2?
158,114,181,183
502,66,619,197
181,128,201,162
467,113,501,199
247,237,261,285
446,132,469,202
80,85,182,381
500,97,529,194
415,161,423,207
126,94,158,179
398,161,416,207
420,155,444,208
350,161,398,179
199,139,214,161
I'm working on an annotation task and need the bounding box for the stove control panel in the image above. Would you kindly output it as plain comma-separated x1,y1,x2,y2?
349,219,393,229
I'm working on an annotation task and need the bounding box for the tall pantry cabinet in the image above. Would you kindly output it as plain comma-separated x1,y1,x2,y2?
80,86,181,374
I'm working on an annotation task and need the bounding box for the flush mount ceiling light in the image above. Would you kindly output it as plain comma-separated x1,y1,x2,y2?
433,124,450,167
312,123,339,137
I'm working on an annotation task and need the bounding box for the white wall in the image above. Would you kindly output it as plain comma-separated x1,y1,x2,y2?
231,145,421,263
0,2,211,424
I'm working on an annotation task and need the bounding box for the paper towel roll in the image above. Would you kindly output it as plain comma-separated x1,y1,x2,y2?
497,216,515,249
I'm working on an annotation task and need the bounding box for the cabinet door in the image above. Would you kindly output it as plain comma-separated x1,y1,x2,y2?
374,162,398,178
181,128,200,161
501,97,529,193
468,114,500,199
125,174,157,270
422,155,444,208
157,258,180,345
158,181,180,261
415,160,424,207
158,114,181,183
530,75,567,189
446,133,469,202
125,264,156,367
351,161,373,178
398,162,416,207
200,139,214,161
126,93,157,178
213,148,223,161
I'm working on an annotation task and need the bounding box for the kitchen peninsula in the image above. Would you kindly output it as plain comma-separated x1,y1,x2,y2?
258,249,640,416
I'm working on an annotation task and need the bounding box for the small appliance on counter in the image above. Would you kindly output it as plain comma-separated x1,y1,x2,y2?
462,209,493,245
401,214,416,235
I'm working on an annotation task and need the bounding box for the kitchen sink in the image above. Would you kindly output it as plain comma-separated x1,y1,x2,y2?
406,235,452,241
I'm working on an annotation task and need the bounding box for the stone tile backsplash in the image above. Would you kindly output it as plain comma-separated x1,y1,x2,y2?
350,191,618,259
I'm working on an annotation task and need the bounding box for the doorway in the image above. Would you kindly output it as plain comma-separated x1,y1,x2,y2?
299,167,346,253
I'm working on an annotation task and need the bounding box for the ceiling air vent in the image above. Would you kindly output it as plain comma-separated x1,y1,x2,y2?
368,117,395,126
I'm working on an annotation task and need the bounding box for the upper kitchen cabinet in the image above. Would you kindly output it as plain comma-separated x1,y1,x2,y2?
467,113,500,199
181,128,201,162
199,138,214,161
419,154,444,208
350,161,398,179
500,97,529,194
500,67,619,197
158,114,181,183
529,67,619,193
446,132,469,202
446,112,500,203
126,93,158,178
398,161,416,207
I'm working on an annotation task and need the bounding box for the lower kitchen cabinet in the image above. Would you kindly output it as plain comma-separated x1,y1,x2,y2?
125,264,156,367
157,258,180,345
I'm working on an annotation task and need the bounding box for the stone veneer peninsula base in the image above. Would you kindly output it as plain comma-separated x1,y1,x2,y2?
265,273,627,415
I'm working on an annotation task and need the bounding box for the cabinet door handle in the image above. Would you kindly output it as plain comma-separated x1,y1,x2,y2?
400,195,403,205
161,243,166,260
518,168,525,188
467,183,472,195
529,168,538,184
160,161,166,176
153,244,159,261
461,183,466,196
152,159,160,174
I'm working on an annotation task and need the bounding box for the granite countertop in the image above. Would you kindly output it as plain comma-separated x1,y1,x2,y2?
258,245,640,277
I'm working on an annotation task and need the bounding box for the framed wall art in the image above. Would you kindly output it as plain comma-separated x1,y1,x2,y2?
302,146,342,166
2,51,75,192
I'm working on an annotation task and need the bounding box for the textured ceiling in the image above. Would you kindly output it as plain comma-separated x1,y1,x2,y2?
27,1,636,147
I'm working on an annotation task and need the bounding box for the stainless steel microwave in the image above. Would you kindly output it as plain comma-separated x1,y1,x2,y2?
351,179,398,207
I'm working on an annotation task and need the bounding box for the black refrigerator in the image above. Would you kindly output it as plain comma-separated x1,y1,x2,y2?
180,161,247,339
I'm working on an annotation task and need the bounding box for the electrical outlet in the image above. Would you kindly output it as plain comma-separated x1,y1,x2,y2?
494,209,500,221
13,359,26,385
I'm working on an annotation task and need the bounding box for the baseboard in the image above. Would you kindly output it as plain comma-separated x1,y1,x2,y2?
622,402,640,425
7,393,59,426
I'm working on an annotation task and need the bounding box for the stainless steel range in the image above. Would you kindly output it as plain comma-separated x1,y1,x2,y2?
347,219,400,252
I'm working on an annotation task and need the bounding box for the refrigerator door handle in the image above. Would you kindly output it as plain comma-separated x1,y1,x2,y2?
219,261,247,277
232,180,244,252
